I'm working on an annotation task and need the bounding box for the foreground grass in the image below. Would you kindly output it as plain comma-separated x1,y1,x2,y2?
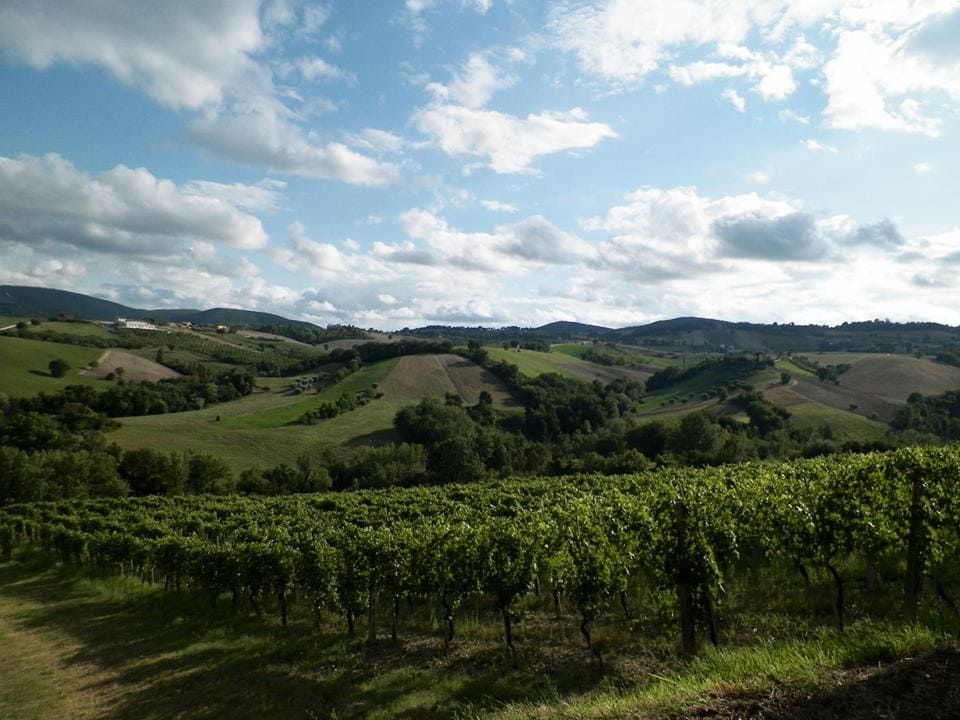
1,550,958,720
480,625,950,720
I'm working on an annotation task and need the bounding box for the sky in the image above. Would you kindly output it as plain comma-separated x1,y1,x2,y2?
0,1,959,330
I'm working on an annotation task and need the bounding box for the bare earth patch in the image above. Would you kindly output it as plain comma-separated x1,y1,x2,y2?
82,350,180,383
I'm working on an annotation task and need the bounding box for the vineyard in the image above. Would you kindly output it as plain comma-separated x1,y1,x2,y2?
2,446,959,666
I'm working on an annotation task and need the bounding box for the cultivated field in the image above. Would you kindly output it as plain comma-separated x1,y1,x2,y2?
81,350,180,382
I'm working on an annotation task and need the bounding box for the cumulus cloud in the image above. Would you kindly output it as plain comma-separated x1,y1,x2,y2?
712,212,828,260
0,0,266,110
0,2,398,187
548,1,960,135
413,105,616,173
845,219,905,249
0,153,269,254
189,104,401,186
271,221,346,275
277,55,348,83
580,185,910,280
480,199,519,213
722,88,746,112
427,51,517,108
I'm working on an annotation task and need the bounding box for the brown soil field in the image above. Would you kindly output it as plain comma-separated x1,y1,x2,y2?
82,350,180,382
379,354,517,408
839,356,960,404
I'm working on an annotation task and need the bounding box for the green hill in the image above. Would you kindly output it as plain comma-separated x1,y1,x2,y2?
0,285,315,328
111,354,518,473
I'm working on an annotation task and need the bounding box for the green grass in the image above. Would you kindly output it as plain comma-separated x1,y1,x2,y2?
20,320,115,337
777,358,817,378
230,359,399,428
112,360,403,471
0,551,954,720
484,624,943,720
553,343,676,368
804,352,901,365
484,346,584,379
785,402,888,442
0,316,26,328
0,336,104,396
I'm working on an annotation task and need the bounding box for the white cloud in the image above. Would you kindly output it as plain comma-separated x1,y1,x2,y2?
0,152,269,254
803,139,839,154
428,51,517,108
189,104,401,186
823,29,951,137
548,1,960,135
722,88,746,112
182,178,285,212
277,56,346,82
748,171,771,184
582,186,836,279
778,109,810,124
480,199,519,213
0,0,266,111
271,221,346,275
755,64,795,100
0,2,398,187
344,128,406,155
548,0,769,85
913,161,934,175
413,105,616,173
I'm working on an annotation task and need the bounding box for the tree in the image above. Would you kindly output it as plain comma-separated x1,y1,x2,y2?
48,359,70,378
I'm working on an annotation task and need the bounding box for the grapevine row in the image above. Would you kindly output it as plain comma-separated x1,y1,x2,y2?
2,446,959,657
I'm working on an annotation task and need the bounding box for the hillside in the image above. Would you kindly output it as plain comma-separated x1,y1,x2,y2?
0,336,103,396
111,354,518,472
0,285,314,328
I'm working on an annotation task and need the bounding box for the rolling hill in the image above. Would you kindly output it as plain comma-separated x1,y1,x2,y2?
0,285,315,328
111,354,518,472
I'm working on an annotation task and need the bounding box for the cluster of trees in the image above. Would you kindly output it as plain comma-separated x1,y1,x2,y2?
297,387,382,425
645,355,770,392
0,446,232,505
890,390,960,440
500,339,551,352
12,371,256,418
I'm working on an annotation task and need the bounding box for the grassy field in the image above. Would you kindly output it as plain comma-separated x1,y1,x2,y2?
553,343,676,368
0,336,104,396
635,363,770,413
776,358,818,378
486,346,584,378
0,550,955,720
839,356,960,404
784,402,888,442
19,320,115,337
229,359,400,429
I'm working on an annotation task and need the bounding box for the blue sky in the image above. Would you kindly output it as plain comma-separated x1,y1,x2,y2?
1,0,958,329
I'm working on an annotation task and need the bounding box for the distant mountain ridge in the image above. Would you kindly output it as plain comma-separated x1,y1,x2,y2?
0,285,316,328
4,285,960,354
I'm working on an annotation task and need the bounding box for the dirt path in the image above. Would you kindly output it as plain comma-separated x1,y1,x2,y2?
0,580,122,719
